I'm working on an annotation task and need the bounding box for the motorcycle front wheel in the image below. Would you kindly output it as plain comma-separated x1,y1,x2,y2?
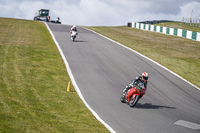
120,95,126,103
129,95,139,107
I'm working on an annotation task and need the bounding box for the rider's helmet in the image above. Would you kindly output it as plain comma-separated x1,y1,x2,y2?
72,25,76,31
142,72,148,82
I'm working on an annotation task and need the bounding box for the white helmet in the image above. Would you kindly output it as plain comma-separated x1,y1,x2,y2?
142,72,149,81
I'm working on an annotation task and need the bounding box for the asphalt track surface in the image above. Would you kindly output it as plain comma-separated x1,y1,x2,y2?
47,23,200,133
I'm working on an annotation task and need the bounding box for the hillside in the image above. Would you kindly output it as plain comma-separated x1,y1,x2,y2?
0,18,109,133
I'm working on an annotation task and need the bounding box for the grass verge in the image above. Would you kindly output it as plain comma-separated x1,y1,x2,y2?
85,26,200,88
0,18,109,133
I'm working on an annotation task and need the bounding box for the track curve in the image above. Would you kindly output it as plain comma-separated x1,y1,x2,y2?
47,23,200,133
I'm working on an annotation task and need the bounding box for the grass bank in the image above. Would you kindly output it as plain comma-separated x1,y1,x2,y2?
85,26,200,88
0,18,109,133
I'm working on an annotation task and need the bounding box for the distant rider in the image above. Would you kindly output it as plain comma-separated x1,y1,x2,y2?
56,17,60,22
70,25,77,33
124,72,149,102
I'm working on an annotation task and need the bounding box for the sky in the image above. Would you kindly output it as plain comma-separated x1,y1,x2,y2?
0,0,200,26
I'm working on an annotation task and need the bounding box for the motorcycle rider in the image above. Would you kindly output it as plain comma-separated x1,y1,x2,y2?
70,25,77,33
70,25,78,39
56,17,60,23
124,72,149,102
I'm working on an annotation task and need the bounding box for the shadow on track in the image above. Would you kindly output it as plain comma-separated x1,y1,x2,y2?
73,40,87,43
135,103,176,109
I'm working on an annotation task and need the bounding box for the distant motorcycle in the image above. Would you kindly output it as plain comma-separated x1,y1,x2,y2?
120,83,145,107
70,30,78,41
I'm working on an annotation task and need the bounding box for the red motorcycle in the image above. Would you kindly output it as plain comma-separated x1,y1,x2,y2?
120,83,145,107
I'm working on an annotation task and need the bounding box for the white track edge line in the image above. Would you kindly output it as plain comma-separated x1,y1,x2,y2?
84,27,200,91
44,23,116,133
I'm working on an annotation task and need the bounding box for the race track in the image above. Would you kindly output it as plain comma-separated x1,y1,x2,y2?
47,23,200,133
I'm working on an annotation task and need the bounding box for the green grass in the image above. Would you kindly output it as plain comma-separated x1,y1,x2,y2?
85,26,200,88
154,22,200,32
0,18,109,133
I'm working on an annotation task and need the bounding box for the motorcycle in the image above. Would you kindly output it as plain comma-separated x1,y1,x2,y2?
70,30,78,41
120,82,145,107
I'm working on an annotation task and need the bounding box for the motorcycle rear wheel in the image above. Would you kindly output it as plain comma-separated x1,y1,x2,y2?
129,95,139,107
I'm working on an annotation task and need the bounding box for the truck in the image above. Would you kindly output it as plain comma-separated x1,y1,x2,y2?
33,9,61,24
